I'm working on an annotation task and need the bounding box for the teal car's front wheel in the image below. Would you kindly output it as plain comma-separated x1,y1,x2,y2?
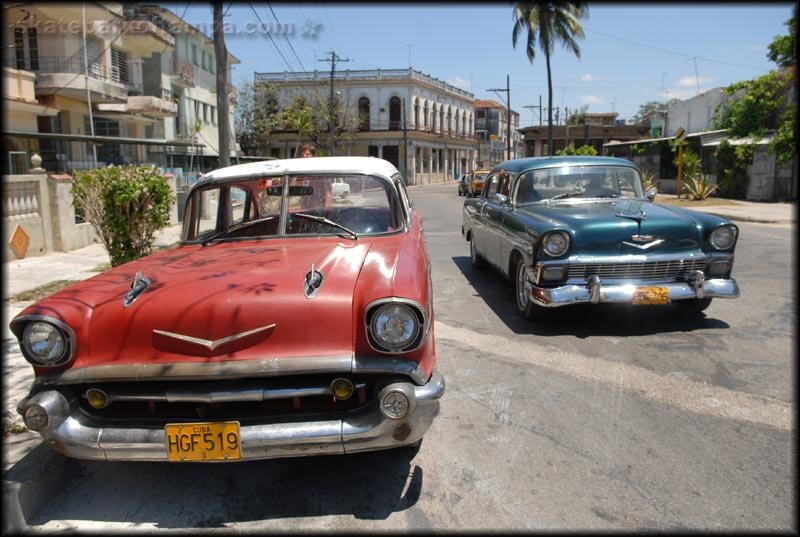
516,259,548,320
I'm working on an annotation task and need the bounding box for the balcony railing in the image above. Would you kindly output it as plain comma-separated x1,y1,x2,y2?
128,84,174,101
168,54,195,85
2,56,132,88
255,68,474,100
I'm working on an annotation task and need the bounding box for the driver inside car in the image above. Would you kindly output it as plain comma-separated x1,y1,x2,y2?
581,174,618,197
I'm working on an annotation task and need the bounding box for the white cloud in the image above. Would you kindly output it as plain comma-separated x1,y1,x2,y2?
679,76,713,87
580,74,593,82
448,76,471,90
579,95,604,104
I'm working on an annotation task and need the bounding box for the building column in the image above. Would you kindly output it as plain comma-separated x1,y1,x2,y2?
378,144,383,159
427,147,433,184
444,148,449,179
409,144,416,185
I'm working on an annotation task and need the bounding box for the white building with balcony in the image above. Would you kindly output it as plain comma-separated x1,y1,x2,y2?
253,68,478,185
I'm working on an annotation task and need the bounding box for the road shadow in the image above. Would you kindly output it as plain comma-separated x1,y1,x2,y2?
23,445,423,528
452,256,730,338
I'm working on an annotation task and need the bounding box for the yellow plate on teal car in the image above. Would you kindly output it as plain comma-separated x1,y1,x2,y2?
632,287,669,305
165,421,241,462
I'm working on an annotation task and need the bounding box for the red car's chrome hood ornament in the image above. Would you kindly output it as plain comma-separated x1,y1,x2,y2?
153,323,276,351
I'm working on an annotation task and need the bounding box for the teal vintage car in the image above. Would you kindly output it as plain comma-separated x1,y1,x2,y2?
461,156,740,320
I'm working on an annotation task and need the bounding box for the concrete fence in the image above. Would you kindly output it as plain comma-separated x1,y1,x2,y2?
3,155,179,261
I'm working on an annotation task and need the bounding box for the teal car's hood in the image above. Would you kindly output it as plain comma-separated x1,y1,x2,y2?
518,199,701,255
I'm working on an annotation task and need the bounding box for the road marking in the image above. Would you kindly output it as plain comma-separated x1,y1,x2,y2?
435,320,792,430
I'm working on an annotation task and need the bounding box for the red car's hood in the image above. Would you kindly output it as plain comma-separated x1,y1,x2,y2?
54,239,372,369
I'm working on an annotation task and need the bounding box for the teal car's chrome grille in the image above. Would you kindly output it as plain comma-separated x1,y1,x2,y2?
568,259,708,281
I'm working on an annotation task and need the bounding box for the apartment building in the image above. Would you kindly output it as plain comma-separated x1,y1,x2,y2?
253,68,478,185
474,99,521,166
1,2,239,176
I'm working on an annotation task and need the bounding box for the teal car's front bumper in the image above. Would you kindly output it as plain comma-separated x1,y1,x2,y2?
527,273,739,307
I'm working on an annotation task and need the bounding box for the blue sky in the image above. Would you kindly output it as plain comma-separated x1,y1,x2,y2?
165,2,794,122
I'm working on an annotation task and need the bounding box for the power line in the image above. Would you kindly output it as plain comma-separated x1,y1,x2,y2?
584,26,770,71
266,3,307,73
248,2,294,71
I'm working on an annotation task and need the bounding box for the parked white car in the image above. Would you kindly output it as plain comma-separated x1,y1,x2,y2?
332,177,351,199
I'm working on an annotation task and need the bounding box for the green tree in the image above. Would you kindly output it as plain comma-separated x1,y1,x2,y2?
715,140,754,200
235,81,281,156
767,9,796,68
278,91,360,155
632,99,680,126
555,144,597,156
71,165,175,266
712,69,795,164
512,1,589,156
567,104,588,125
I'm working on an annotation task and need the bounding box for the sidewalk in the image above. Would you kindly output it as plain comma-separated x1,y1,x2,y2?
655,194,797,224
3,223,184,299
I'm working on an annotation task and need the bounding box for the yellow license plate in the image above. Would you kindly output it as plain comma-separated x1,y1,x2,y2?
632,286,669,305
165,421,241,462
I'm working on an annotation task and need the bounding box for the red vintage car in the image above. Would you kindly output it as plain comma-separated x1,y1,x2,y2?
12,157,444,462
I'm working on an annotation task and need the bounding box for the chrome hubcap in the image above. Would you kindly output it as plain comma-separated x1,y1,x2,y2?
517,262,528,309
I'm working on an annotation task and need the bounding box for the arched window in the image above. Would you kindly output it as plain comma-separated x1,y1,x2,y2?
413,97,419,129
389,96,401,130
440,106,445,134
358,97,370,131
447,106,452,134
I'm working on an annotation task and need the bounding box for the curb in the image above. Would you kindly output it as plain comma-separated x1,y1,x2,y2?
2,438,81,533
702,212,791,224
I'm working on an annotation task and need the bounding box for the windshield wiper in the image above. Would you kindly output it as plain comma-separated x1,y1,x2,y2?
201,215,278,246
292,213,358,240
544,191,583,203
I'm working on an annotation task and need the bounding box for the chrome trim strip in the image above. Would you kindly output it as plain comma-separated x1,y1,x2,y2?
33,355,429,387
363,297,429,355
152,324,276,351
528,277,740,307
20,370,445,461
352,356,428,386
98,383,367,404
9,314,77,368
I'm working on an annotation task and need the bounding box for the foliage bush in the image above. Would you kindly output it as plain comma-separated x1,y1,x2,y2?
640,169,660,192
555,144,598,156
71,165,175,267
714,140,754,200
681,174,719,200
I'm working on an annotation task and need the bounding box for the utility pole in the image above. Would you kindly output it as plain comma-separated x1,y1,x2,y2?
487,75,511,160
82,3,97,167
403,97,409,182
404,44,413,69
213,1,230,168
318,50,350,155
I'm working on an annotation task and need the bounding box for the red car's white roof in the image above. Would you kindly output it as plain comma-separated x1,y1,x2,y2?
200,156,402,183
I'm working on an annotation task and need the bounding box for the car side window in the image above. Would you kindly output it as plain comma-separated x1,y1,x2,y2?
483,173,501,200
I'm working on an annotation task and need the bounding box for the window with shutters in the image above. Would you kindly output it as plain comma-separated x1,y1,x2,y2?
110,47,129,85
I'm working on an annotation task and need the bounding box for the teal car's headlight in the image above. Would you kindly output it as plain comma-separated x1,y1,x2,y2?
542,232,570,257
709,225,737,250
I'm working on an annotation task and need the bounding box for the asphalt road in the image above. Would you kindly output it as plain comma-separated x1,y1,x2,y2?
19,182,795,531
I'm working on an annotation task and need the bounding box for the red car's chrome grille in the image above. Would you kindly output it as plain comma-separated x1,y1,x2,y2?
568,259,708,280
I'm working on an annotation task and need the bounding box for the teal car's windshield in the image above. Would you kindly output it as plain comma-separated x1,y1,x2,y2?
515,166,644,203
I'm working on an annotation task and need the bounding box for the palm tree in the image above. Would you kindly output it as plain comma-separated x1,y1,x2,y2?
512,2,588,156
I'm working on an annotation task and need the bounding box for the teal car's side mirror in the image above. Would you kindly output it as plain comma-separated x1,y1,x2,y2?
645,187,657,201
